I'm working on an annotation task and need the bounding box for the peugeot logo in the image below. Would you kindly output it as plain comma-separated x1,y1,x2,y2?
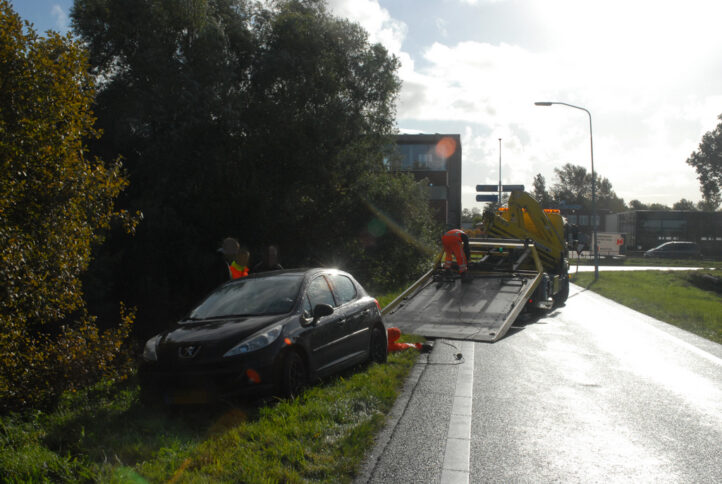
179,345,200,359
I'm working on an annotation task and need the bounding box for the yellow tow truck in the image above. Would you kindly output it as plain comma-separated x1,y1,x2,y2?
383,190,570,342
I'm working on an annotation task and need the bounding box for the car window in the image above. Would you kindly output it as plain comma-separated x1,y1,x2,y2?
307,276,336,308
187,274,303,320
329,274,357,305
302,295,312,318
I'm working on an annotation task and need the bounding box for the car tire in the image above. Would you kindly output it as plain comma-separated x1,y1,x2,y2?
279,350,307,399
369,325,387,364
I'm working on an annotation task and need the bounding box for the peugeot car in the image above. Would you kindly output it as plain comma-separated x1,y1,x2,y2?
139,268,387,404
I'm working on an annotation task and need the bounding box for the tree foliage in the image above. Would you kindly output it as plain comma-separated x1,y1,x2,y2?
549,163,626,212
628,199,648,210
530,164,625,212
532,173,553,208
71,0,434,335
0,1,135,411
461,207,483,224
686,114,722,211
672,199,697,211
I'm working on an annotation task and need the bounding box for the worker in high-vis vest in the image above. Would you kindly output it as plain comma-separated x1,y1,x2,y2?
219,237,250,280
442,228,471,280
229,248,250,279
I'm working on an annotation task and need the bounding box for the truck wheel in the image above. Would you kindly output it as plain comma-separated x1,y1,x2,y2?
553,276,569,307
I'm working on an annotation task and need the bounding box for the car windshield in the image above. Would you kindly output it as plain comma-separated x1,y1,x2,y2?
187,274,303,320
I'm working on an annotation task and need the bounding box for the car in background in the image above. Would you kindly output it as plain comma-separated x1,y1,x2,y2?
643,241,702,259
139,268,387,404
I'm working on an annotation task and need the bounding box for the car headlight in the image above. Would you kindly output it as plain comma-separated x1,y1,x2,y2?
142,335,161,362
224,324,283,358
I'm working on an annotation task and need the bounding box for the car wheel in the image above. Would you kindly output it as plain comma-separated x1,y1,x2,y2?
369,325,387,364
280,350,307,398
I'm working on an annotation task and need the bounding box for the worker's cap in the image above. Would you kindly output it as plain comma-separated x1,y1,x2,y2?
218,237,240,256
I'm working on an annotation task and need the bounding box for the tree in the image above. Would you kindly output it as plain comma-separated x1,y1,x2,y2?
461,207,483,224
628,200,648,210
550,163,625,212
672,199,697,211
686,114,722,211
72,0,427,334
697,199,719,212
0,1,135,411
532,173,553,207
648,203,671,211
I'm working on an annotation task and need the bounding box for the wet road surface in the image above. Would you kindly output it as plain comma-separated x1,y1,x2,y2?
357,284,722,483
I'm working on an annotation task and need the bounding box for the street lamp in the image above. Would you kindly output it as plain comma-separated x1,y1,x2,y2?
535,101,599,281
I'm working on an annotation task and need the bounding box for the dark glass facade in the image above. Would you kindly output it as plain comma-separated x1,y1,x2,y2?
617,210,722,256
390,134,462,228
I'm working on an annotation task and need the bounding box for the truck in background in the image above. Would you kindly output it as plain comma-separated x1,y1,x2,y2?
593,232,626,257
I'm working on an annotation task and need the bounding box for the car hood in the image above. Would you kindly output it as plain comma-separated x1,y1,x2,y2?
154,314,290,362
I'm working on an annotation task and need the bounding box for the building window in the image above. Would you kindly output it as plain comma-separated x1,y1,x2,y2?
392,143,448,171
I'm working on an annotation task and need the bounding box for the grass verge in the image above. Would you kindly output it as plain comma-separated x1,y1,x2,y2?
570,256,722,268
1,291,422,483
572,270,722,344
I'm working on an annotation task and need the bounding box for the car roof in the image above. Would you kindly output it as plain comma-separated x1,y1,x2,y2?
655,241,697,248
239,268,352,280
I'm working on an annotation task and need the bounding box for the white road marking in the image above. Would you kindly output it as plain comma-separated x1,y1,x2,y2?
440,340,474,484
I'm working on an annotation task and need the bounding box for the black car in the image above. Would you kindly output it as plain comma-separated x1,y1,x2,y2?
643,241,702,259
139,268,387,404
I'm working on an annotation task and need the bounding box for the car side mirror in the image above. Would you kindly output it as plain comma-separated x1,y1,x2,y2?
300,303,334,327
313,304,334,319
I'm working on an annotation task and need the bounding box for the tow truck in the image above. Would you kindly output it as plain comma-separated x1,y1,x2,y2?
383,190,570,342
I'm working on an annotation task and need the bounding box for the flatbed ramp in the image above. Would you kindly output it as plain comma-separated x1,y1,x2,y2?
383,271,541,342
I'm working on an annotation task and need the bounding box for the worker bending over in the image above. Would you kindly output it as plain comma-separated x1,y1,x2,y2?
442,228,471,281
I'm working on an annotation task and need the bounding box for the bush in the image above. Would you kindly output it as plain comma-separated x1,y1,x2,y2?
0,1,137,412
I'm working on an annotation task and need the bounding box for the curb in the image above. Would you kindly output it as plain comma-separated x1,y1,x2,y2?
353,351,429,484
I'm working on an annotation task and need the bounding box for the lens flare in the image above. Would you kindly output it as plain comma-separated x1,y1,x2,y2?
361,198,437,256
435,136,457,159
367,218,387,237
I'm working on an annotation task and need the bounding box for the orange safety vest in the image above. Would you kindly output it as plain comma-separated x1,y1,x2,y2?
230,261,249,279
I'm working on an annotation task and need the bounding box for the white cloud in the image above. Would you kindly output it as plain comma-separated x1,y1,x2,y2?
326,0,407,56
51,5,69,33
330,0,722,206
435,18,448,38
457,0,509,4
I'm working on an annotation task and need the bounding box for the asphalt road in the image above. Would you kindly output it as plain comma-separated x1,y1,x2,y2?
357,284,722,483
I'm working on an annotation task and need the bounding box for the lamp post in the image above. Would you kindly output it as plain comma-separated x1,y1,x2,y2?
535,101,599,281
498,138,502,204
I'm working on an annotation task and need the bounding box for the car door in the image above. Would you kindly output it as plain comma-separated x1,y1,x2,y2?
328,273,371,361
304,275,346,374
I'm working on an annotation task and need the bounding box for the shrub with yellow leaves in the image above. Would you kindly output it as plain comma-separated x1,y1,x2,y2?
0,1,138,412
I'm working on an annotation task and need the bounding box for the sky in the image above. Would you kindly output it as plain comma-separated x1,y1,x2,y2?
13,0,722,210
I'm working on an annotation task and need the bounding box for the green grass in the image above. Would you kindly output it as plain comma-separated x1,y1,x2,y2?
572,270,722,344
1,291,422,483
1,350,419,483
570,256,722,268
